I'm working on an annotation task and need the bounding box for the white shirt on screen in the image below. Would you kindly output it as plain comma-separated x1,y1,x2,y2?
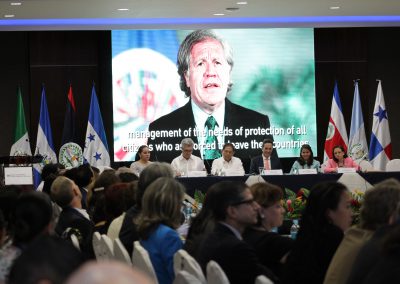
171,154,205,175
211,156,245,176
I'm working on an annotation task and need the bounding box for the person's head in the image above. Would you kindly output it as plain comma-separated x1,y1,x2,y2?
360,178,400,230
75,164,94,188
12,191,53,246
210,181,260,232
250,182,284,230
135,145,151,162
180,138,195,159
41,163,64,180
178,30,233,114
116,167,139,183
136,162,174,209
298,144,314,166
104,183,131,222
51,176,82,209
262,139,274,158
222,143,235,162
332,145,347,163
137,177,185,238
301,181,352,233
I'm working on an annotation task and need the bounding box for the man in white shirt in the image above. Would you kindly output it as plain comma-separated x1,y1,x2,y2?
211,143,245,176
171,138,205,176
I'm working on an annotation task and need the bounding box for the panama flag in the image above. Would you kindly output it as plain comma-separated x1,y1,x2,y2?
324,82,348,161
369,80,392,170
10,87,32,156
348,81,369,163
33,87,57,188
83,86,110,167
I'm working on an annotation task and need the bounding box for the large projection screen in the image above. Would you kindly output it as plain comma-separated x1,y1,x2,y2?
112,28,316,164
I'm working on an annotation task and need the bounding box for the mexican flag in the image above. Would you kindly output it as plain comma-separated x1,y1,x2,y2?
10,88,32,156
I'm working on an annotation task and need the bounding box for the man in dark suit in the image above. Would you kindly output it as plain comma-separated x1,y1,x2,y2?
148,30,276,173
51,176,94,259
196,181,278,284
250,138,282,174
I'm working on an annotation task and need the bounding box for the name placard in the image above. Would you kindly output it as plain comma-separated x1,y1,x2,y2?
4,166,33,185
263,169,284,176
337,168,357,174
187,171,207,177
224,170,245,177
298,169,318,175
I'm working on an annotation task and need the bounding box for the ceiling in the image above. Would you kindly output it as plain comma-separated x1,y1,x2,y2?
1,0,400,30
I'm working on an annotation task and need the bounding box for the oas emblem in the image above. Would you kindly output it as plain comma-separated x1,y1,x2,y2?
59,142,83,168
326,122,335,140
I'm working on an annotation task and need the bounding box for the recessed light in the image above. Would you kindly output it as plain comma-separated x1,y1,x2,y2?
237,1,248,4
213,13,225,16
330,6,340,10
4,14,15,18
10,2,21,6
117,8,129,11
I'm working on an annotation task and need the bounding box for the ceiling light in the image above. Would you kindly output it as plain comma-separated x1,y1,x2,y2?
237,1,247,4
330,6,340,10
213,13,225,16
10,2,21,6
4,14,15,18
117,8,129,11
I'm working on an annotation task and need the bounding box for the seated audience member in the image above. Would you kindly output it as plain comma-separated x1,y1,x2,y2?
51,176,94,259
283,181,352,284
116,167,139,183
137,177,185,284
171,138,205,176
324,145,360,173
37,163,65,192
250,139,281,174
0,192,53,283
197,181,278,284
66,260,153,284
75,164,95,209
243,182,294,279
211,142,245,176
290,144,321,174
130,145,153,176
324,178,400,284
0,186,21,245
8,235,84,284
119,162,174,255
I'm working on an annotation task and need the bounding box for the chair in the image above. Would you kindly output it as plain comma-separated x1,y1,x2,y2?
386,159,400,171
113,238,132,265
92,232,102,259
107,213,125,241
100,234,114,259
131,241,158,284
255,275,274,284
206,260,230,284
173,249,206,284
358,160,375,172
173,270,203,284
70,233,80,251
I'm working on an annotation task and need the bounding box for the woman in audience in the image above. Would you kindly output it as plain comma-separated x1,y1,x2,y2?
130,145,152,176
324,145,359,173
324,178,400,284
290,144,321,174
243,182,294,279
136,177,185,284
283,181,352,284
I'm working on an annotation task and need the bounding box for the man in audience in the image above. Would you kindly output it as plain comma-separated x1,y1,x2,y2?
75,164,95,209
171,138,205,176
211,142,245,176
197,181,278,284
51,176,94,258
249,138,281,174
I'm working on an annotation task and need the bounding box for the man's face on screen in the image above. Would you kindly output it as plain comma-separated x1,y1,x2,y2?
185,38,231,114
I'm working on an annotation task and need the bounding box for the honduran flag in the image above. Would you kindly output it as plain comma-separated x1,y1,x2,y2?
83,86,110,167
369,80,392,170
33,87,57,188
324,82,348,161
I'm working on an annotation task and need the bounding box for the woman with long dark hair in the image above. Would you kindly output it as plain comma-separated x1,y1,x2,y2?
290,144,320,174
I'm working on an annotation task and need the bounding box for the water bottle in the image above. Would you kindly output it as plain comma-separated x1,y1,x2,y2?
271,227,278,233
290,219,299,239
184,202,192,223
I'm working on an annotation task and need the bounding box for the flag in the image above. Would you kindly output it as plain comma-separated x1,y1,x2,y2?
33,87,57,188
324,82,348,161
10,87,32,156
61,85,77,145
348,81,369,163
83,86,110,167
369,80,392,170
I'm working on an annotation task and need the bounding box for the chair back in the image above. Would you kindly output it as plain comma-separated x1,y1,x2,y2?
113,238,132,265
255,275,274,284
386,159,400,171
132,241,158,284
173,270,203,284
358,160,375,172
206,260,230,284
70,233,81,251
173,249,206,284
100,234,114,259
92,232,102,259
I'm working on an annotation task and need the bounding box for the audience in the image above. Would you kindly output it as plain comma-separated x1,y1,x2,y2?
283,181,352,284
137,177,185,284
74,164,95,209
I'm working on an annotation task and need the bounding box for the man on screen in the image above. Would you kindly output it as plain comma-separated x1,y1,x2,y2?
148,29,277,172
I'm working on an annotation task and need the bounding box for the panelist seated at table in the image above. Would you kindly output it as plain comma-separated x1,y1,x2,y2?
324,145,360,173
171,138,205,176
249,139,281,175
211,142,245,176
290,144,321,174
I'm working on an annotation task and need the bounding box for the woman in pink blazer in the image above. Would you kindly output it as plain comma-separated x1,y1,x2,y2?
324,145,360,173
